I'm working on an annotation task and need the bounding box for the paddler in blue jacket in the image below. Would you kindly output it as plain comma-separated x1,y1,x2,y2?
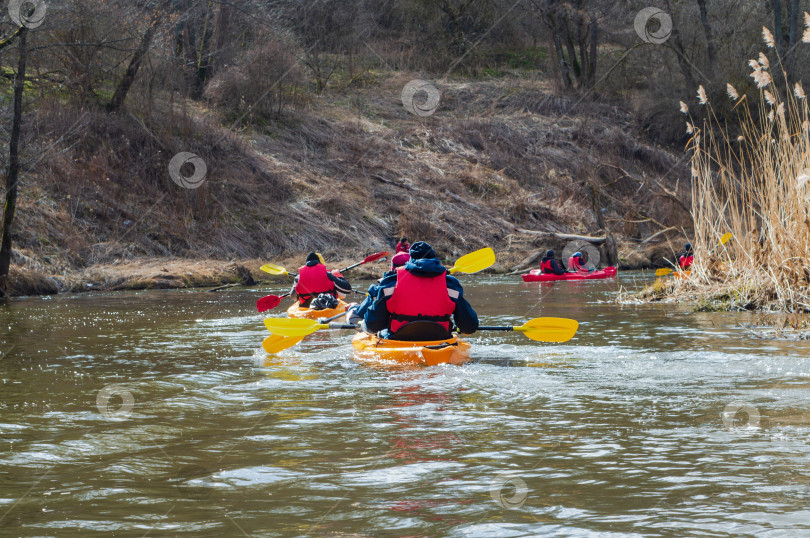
352,241,478,338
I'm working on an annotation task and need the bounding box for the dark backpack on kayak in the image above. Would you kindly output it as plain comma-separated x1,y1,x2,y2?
310,293,339,311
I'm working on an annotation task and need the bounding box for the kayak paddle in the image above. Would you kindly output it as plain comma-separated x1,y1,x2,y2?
263,316,578,347
262,334,305,354
260,262,293,276
317,311,351,323
478,317,579,343
448,247,496,274
264,317,340,337
340,251,390,272
260,251,390,277
256,291,291,312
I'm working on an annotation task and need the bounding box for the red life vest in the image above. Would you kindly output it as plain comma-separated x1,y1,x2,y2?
540,259,554,273
568,256,586,272
386,268,455,333
679,255,694,269
296,264,336,304
395,242,410,254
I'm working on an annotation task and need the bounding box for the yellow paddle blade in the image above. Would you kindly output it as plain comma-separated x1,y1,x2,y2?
655,268,673,277
263,317,327,337
449,247,496,274
514,317,579,343
720,232,733,245
262,334,305,353
260,263,290,276
316,252,326,265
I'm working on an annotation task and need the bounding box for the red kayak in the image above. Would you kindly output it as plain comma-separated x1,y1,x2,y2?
522,266,618,282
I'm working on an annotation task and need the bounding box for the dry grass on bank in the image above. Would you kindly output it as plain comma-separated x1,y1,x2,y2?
641,26,810,313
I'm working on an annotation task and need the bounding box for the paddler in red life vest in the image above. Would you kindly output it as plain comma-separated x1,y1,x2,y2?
567,252,591,273
679,243,694,270
360,241,478,339
540,249,566,275
395,237,411,254
292,252,351,307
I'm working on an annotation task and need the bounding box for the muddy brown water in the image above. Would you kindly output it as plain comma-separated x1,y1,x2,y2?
1,273,810,536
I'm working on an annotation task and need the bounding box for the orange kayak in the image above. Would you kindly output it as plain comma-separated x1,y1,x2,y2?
286,300,348,320
351,333,471,366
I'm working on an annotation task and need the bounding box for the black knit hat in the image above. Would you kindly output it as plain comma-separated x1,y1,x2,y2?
409,241,436,260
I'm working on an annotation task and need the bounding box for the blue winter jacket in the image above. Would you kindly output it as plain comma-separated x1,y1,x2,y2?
363,258,479,335
353,271,395,318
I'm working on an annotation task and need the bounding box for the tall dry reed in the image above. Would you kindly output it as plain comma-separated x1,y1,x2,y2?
679,23,810,312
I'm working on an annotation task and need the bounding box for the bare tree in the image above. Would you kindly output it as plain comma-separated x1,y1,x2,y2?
529,0,600,90
0,29,28,297
696,0,716,71
107,11,164,112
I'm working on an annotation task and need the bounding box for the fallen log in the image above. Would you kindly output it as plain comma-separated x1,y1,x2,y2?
515,229,608,245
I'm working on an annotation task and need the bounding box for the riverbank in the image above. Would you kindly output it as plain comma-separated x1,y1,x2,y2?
4,72,692,298
5,238,682,297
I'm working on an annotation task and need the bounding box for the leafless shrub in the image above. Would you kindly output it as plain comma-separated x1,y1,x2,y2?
204,38,307,123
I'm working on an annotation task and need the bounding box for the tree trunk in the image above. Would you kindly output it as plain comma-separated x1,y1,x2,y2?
211,3,231,77
563,21,581,80
587,182,618,266
772,0,784,55
696,0,716,70
577,20,588,83
0,29,28,298
548,15,572,89
587,19,597,88
663,1,696,91
789,0,800,48
194,7,215,94
107,16,161,112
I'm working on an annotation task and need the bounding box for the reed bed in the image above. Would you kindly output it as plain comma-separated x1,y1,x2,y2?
661,23,810,312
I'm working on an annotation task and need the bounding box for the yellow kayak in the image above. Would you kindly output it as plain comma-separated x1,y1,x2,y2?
286,300,348,320
351,332,471,366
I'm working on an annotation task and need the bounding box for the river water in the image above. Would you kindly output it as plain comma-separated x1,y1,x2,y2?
1,273,810,536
